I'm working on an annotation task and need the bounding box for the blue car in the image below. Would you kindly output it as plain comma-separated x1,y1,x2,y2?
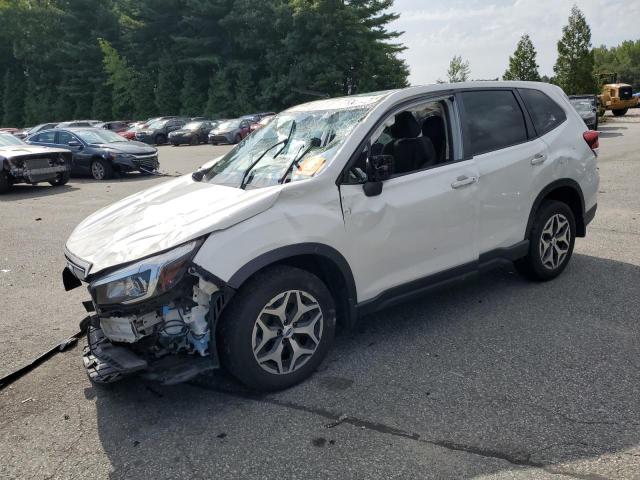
27,128,159,180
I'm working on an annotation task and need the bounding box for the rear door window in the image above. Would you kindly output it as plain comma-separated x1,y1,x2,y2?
518,88,567,136
460,90,528,156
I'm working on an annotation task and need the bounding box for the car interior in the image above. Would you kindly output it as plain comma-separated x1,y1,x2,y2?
345,100,451,183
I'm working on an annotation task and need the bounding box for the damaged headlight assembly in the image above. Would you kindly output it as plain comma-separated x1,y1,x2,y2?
90,240,202,305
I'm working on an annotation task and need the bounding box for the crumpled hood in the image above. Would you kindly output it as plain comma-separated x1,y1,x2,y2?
66,175,282,276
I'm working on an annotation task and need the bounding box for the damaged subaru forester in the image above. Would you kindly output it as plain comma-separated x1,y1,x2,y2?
63,82,599,391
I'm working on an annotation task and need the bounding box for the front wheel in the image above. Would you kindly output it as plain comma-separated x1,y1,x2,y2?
219,266,336,391
612,108,628,117
49,171,70,186
515,200,576,281
90,159,113,180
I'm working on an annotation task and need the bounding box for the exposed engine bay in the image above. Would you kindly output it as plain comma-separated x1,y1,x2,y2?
80,266,226,385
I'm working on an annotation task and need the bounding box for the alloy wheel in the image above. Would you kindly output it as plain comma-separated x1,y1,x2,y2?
251,290,323,375
91,161,105,180
539,213,571,270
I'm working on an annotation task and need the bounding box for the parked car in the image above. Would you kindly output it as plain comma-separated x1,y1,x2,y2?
250,115,275,133
135,117,187,145
568,95,598,130
119,121,147,140
27,128,158,180
0,132,71,193
98,121,131,133
18,123,59,139
62,82,598,390
56,120,102,128
0,128,20,135
168,121,215,146
633,92,640,107
208,118,252,144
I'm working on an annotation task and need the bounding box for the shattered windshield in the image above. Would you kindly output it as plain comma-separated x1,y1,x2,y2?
203,105,372,189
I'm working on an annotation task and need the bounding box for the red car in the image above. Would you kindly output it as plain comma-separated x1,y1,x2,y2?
119,122,147,140
249,115,276,133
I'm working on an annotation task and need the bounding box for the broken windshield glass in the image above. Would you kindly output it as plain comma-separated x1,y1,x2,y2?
203,106,372,189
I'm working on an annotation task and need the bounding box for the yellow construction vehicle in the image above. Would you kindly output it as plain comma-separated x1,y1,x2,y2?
597,73,638,117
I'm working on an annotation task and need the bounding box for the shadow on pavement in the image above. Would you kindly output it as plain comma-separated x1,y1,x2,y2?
92,253,640,478
0,183,79,200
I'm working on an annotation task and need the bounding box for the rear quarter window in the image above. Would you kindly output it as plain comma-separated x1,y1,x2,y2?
460,90,528,156
518,88,567,136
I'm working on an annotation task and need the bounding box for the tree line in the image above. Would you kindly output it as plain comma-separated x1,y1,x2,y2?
0,0,409,127
444,6,640,96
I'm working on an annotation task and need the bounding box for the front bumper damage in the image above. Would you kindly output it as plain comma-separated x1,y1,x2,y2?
73,265,230,385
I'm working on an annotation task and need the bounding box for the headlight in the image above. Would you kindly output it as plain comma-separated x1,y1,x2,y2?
90,240,202,305
114,153,135,161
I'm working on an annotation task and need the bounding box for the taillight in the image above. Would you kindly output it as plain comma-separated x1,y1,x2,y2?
583,130,599,151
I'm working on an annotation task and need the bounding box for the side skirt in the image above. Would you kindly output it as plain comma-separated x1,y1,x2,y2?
355,240,529,318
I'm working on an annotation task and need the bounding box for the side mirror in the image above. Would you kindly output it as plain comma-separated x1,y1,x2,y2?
68,140,81,148
363,154,394,197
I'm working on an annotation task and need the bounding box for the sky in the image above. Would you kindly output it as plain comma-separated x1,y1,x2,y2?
389,0,640,85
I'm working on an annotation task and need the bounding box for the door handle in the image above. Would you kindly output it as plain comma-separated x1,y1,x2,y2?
451,175,478,189
531,153,546,165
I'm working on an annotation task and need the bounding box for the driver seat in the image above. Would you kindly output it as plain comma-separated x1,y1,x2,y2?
384,112,435,174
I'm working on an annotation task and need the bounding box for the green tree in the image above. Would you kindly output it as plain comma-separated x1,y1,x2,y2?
180,67,205,116
99,39,133,118
2,67,25,126
594,40,640,91
553,5,597,94
503,34,541,81
205,68,234,117
446,55,470,83
155,54,181,115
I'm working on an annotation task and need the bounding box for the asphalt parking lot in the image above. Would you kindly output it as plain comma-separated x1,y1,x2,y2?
1,115,639,479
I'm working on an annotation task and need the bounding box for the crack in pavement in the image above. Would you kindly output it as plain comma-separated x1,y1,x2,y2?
187,380,610,480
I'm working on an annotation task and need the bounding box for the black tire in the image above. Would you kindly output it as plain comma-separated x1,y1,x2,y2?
155,134,166,145
515,200,576,281
48,171,70,186
612,108,628,117
234,133,242,144
90,158,113,180
0,170,11,193
219,266,336,391
171,142,179,147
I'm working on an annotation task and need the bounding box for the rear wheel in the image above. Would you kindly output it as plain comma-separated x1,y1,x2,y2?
612,108,628,117
48,171,70,186
90,158,113,180
515,200,576,281
219,266,336,391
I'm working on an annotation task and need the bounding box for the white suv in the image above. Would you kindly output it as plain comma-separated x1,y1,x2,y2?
63,82,599,391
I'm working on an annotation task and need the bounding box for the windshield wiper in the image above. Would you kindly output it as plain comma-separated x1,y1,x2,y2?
278,137,321,184
239,121,296,189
